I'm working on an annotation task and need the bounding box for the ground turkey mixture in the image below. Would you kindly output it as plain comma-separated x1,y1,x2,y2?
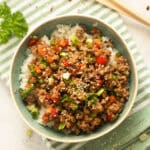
19,24,130,135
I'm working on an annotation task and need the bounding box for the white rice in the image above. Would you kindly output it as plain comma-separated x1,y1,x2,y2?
19,53,35,89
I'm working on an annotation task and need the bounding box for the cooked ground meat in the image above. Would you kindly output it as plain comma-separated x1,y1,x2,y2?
19,24,130,135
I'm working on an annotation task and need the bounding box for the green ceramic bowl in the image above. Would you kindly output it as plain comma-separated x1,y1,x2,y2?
10,15,138,143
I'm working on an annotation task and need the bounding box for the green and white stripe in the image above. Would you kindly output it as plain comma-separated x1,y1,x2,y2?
1,0,150,149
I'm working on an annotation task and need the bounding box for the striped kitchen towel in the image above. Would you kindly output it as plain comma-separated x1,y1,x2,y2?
0,0,150,150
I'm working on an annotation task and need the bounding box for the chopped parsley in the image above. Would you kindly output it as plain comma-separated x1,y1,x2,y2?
0,2,28,44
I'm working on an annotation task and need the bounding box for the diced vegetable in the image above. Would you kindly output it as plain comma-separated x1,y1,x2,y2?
96,55,108,65
93,39,101,48
39,78,44,84
39,57,48,66
90,112,97,118
58,122,65,130
91,27,100,34
71,103,78,110
50,107,57,117
108,96,116,104
61,94,73,103
20,87,33,99
28,38,39,46
63,59,70,67
88,96,99,104
59,39,69,48
96,88,105,96
29,65,36,75
60,52,68,57
124,71,129,76
50,39,56,46
112,75,118,80
48,77,54,85
26,129,33,138
71,34,78,46
42,113,49,122
98,79,103,87
107,112,115,121
27,104,39,119
62,72,71,80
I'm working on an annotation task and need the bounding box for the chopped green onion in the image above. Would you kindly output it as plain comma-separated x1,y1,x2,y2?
124,71,129,76
61,94,73,103
39,57,48,67
71,103,78,111
88,96,99,104
112,75,118,80
96,88,105,96
58,122,65,130
27,104,39,119
86,53,93,62
39,78,44,84
60,52,68,57
20,87,33,99
26,129,33,137
29,65,36,75
50,39,55,46
90,112,97,118
71,34,78,46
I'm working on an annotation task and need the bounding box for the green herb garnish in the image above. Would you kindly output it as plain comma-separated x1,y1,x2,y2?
27,104,39,119
0,2,28,44
96,88,105,96
29,65,36,75
20,87,33,99
70,103,78,111
61,94,73,103
71,34,78,46
58,122,65,130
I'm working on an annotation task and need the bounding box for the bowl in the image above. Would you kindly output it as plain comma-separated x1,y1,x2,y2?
10,15,138,143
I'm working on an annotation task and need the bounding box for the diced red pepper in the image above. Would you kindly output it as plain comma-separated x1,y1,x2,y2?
98,79,103,87
108,96,116,104
107,112,114,121
91,27,100,34
93,39,101,48
96,55,108,65
38,47,47,56
28,38,39,47
59,39,69,48
45,94,51,101
46,55,54,63
42,113,49,122
53,46,61,53
63,59,70,67
50,96,60,103
50,107,57,118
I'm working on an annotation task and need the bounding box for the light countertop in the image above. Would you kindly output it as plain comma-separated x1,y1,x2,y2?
0,0,150,150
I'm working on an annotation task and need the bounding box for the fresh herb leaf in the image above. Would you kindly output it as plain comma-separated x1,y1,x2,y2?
0,2,28,44
11,11,28,37
0,25,11,44
0,2,11,19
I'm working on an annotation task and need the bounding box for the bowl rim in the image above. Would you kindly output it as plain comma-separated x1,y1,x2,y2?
10,14,138,143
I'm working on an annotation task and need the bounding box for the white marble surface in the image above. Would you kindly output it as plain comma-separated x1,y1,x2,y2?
0,1,150,150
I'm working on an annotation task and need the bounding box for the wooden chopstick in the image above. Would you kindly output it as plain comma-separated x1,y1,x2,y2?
96,0,150,26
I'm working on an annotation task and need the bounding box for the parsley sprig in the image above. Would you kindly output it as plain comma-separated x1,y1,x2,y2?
0,2,28,44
